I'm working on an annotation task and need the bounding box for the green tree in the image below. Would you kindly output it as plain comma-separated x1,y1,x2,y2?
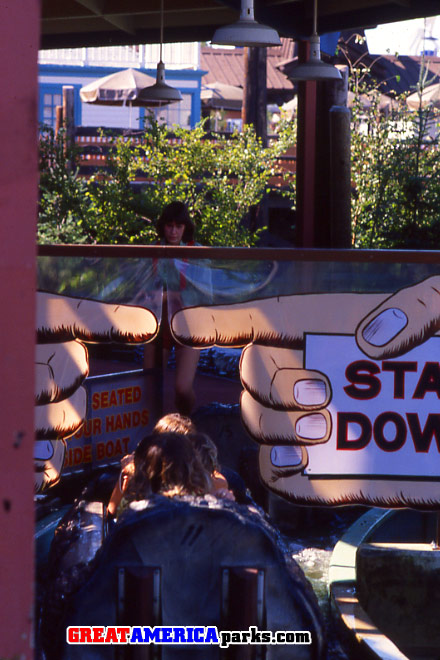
84,131,157,244
37,118,296,247
137,117,295,246
350,68,440,249
38,126,91,244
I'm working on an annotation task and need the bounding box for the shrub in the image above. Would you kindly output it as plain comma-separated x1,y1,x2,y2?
350,66,440,249
37,118,296,247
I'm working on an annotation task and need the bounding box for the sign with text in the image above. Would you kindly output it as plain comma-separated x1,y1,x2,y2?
305,334,440,479
63,369,159,475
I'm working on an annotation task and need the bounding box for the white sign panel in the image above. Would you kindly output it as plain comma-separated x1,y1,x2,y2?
63,369,158,475
305,334,440,479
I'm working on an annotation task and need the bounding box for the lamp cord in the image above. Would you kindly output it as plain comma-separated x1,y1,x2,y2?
313,0,318,36
160,0,164,62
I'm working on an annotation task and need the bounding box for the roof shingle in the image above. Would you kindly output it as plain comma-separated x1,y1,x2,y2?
200,40,295,96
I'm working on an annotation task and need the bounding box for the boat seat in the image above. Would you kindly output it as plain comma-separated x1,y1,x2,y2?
60,495,325,660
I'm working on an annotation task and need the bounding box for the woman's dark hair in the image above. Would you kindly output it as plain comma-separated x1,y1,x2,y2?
153,413,196,436
190,432,219,474
143,433,209,496
156,201,195,243
125,432,210,503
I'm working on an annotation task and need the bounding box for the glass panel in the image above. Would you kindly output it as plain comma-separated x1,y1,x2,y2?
36,250,440,503
37,256,163,321
37,253,440,313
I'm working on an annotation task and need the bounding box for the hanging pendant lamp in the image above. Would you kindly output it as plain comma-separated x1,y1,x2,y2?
289,0,341,81
139,0,182,106
211,0,281,48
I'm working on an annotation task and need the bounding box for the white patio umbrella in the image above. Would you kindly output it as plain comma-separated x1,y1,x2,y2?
79,68,172,107
407,82,440,111
201,82,243,110
280,96,297,117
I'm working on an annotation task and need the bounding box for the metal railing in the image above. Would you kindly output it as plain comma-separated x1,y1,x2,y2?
39,43,200,70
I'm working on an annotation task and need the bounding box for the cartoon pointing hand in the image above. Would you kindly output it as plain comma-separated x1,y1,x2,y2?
35,292,158,492
356,276,440,359
171,292,386,467
171,277,440,507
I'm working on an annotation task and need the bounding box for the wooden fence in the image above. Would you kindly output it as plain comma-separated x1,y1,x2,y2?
74,127,296,185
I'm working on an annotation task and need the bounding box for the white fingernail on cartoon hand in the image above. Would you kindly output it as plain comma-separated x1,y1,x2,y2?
295,413,327,439
271,445,303,467
362,308,407,346
294,379,327,405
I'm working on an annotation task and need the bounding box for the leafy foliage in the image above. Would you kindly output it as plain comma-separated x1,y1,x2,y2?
83,133,157,244
38,126,91,244
138,117,296,246
37,117,296,247
38,69,440,251
350,58,440,249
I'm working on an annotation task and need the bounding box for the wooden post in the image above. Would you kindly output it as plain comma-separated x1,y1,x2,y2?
325,64,349,108
435,511,440,549
55,105,63,136
242,47,268,232
295,40,317,247
63,85,75,168
314,65,350,247
242,47,267,146
330,105,352,247
0,1,39,658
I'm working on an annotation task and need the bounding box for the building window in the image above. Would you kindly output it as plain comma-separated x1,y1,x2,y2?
154,93,193,129
42,92,62,129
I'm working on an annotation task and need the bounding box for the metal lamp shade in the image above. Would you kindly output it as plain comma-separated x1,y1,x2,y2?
212,0,280,47
139,61,182,106
289,35,342,81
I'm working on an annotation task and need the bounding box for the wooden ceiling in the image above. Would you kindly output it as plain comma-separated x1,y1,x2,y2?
41,0,440,49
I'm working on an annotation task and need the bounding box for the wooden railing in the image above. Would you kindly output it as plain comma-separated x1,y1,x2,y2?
75,127,296,185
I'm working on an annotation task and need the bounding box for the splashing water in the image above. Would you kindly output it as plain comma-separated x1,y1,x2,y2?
285,507,367,659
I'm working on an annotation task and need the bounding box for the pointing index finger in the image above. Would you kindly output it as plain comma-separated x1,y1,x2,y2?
37,292,158,343
171,293,387,348
356,276,440,359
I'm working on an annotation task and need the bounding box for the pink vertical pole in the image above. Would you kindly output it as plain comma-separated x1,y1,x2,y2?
0,2,39,657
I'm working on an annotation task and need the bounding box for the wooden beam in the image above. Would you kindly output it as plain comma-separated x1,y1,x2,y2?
321,0,397,13
0,1,38,657
75,0,106,13
75,0,136,33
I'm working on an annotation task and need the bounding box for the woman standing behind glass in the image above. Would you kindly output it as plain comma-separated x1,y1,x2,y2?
144,202,201,415
156,201,196,247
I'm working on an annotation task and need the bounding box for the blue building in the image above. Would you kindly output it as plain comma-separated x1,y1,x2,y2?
38,43,204,130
